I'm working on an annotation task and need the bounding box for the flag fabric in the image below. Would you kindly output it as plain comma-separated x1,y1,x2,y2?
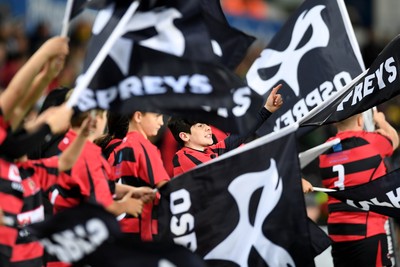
327,168,400,220
199,0,256,70
27,202,207,267
74,1,264,133
245,0,365,136
69,0,112,21
157,124,331,266
77,43,263,134
300,34,400,126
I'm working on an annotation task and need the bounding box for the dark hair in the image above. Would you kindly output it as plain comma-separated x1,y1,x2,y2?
167,117,200,147
94,112,130,157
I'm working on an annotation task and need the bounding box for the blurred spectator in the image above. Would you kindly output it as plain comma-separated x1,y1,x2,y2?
222,0,269,20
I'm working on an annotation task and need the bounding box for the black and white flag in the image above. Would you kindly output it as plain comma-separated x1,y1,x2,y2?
300,34,400,126
246,0,365,135
27,202,207,267
73,0,263,133
157,124,331,266
327,168,400,220
68,0,113,22
199,0,256,70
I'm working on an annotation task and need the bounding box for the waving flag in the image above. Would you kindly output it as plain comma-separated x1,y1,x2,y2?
199,0,256,70
157,124,331,266
27,202,207,267
326,168,400,220
300,34,400,126
71,0,263,133
246,0,365,135
62,0,113,36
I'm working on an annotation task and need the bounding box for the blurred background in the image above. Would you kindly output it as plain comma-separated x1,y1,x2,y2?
0,0,399,250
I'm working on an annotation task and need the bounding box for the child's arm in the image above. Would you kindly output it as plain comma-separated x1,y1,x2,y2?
224,84,284,151
106,191,144,217
374,110,399,150
0,105,72,159
0,37,68,123
11,56,66,130
58,116,93,172
114,183,155,203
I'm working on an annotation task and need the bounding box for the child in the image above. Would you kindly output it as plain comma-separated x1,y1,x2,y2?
109,111,170,242
168,84,283,176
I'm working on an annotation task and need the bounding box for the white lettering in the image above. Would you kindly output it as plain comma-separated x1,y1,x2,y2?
78,75,214,112
169,189,197,251
272,71,353,130
363,73,375,97
375,63,386,89
385,57,397,83
173,232,198,251
97,88,118,109
40,218,109,263
386,188,400,208
292,99,309,121
119,77,143,98
232,87,251,117
164,76,189,93
143,76,166,94
170,189,191,214
189,74,212,94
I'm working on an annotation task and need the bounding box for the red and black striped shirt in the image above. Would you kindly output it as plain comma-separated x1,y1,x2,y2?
319,130,393,242
109,131,170,241
10,157,59,266
173,108,272,177
0,159,24,265
49,130,113,213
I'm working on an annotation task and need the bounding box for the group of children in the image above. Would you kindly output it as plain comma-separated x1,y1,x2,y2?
0,34,314,267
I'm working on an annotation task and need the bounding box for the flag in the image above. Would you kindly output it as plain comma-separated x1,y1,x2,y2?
327,168,400,220
69,0,113,21
199,0,256,70
157,124,331,266
300,34,400,126
62,0,115,37
245,0,365,135
27,202,207,267
74,1,264,133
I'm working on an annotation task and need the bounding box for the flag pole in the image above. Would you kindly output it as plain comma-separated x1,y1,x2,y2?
61,0,75,37
313,187,336,193
298,138,340,169
337,0,377,131
66,1,140,108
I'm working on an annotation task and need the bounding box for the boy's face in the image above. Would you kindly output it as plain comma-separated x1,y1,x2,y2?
184,123,213,150
141,112,164,137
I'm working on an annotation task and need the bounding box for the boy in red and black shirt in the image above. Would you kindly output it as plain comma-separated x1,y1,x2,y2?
168,84,283,177
47,110,145,267
319,111,399,266
10,113,90,267
108,111,170,242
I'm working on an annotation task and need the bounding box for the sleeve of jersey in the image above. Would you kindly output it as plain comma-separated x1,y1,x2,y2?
223,107,272,151
90,162,114,208
370,132,394,157
138,147,170,186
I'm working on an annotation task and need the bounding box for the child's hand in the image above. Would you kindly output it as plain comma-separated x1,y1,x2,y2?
302,178,314,194
264,84,283,113
37,36,69,60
